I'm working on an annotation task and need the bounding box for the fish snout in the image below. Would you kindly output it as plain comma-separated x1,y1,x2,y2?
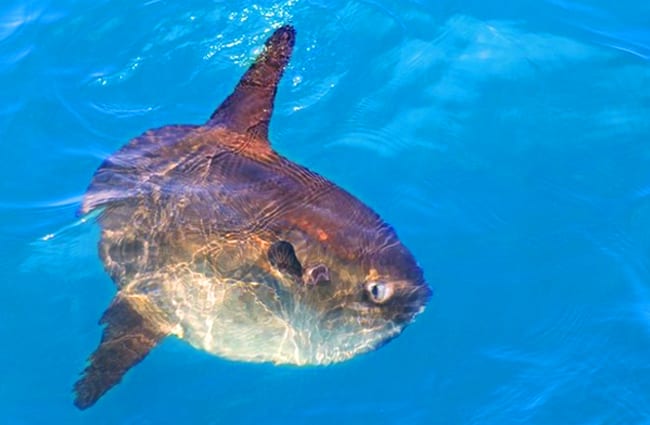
382,279,431,324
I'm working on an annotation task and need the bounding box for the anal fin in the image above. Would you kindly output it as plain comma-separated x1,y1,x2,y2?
74,296,167,409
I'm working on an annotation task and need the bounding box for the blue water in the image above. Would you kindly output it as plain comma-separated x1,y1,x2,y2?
2,0,650,423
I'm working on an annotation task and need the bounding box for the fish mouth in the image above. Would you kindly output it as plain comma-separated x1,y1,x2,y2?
401,291,429,312
387,280,431,325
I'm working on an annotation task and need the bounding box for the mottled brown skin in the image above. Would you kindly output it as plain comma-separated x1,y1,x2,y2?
74,25,431,410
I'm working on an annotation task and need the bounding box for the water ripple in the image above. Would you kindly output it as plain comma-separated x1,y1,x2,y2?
545,0,650,60
0,3,39,43
89,102,160,119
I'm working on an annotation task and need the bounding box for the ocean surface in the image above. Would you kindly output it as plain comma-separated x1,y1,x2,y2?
2,0,650,423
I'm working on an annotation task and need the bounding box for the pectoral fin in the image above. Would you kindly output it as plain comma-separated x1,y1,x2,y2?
267,240,303,279
74,296,167,409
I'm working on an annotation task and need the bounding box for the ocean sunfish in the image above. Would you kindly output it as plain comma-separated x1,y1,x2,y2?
74,25,431,409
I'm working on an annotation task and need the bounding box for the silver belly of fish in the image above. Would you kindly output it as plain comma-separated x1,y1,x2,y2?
126,267,401,366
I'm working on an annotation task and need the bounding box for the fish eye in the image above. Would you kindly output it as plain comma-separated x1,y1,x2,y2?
366,281,393,304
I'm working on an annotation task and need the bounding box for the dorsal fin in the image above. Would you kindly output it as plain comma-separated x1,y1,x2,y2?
208,25,295,142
